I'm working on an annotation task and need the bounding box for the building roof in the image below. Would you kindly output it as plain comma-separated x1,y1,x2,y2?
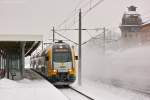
142,20,150,26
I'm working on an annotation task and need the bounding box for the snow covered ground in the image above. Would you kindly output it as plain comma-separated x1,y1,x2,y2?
72,79,150,100
0,75,68,100
1,74,149,100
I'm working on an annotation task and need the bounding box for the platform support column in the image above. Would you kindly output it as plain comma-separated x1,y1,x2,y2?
20,42,26,79
2,52,4,71
4,52,6,77
0,50,1,70
6,53,9,79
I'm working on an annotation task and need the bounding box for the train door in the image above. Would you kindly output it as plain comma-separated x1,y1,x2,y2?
41,49,49,75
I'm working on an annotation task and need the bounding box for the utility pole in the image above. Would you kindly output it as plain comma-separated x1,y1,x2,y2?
53,26,55,42
78,9,82,86
103,27,106,52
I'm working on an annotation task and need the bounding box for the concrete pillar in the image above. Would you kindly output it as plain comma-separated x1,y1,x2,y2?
6,53,9,79
20,42,26,78
4,53,6,72
0,50,1,70
2,51,4,70
0,49,2,70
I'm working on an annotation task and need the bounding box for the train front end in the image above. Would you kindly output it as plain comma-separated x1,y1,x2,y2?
48,41,77,85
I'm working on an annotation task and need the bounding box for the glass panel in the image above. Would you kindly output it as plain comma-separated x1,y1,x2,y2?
53,52,72,62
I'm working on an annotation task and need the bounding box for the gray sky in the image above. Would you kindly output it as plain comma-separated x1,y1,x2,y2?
0,0,150,42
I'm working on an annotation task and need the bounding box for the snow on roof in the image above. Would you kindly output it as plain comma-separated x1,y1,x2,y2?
142,20,150,26
0,33,43,41
120,25,141,27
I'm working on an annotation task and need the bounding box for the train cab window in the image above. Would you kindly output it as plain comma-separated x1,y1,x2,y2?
53,52,72,62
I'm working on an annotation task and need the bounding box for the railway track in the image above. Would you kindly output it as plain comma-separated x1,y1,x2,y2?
57,86,95,100
69,86,95,100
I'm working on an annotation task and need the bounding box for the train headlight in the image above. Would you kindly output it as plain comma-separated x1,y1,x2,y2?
68,69,72,72
68,68,75,75
50,69,57,75
53,69,57,73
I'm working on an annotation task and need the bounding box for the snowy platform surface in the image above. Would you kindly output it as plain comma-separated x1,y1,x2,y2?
0,70,68,100
72,79,150,100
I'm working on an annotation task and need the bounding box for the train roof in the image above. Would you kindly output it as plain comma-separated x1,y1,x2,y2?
53,41,70,49
31,40,71,57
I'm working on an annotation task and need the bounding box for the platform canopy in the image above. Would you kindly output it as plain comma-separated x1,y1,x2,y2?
0,33,43,57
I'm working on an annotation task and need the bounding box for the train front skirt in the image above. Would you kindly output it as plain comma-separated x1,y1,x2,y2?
48,73,76,85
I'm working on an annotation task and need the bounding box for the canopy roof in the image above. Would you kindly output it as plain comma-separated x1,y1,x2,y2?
0,33,43,56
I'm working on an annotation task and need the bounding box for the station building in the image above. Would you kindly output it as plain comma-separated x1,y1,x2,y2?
120,6,150,41
120,5,143,37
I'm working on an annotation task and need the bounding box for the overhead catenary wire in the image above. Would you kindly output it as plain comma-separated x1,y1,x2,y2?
53,28,104,31
81,31,104,45
83,27,122,45
56,9,77,29
86,30,94,38
83,0,104,17
54,31,79,45
50,0,106,49
57,0,104,29
52,27,106,46
56,0,87,29
51,28,119,47
57,0,87,28
67,0,105,29
53,29,108,46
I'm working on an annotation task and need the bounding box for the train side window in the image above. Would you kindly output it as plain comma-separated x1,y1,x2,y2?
41,67,45,73
45,56,49,61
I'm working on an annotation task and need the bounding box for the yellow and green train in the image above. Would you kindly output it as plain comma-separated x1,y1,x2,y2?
30,40,78,85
